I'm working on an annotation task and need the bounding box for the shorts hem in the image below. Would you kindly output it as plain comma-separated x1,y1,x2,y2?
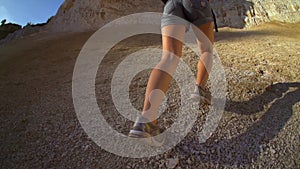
161,17,214,31
192,18,214,27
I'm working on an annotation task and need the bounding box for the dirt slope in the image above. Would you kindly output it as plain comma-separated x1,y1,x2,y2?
0,22,299,168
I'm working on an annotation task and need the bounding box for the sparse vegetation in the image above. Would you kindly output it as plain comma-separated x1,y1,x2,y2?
23,22,47,29
1,19,6,26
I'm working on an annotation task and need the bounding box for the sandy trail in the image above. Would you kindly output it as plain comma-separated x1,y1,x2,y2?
0,22,299,168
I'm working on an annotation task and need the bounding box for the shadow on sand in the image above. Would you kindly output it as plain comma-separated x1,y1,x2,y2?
186,82,300,166
214,29,272,42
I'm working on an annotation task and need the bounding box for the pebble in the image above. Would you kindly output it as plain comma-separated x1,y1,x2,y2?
259,145,264,153
270,148,276,154
158,162,165,169
166,157,179,169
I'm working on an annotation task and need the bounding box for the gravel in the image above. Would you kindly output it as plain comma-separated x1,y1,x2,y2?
0,22,299,168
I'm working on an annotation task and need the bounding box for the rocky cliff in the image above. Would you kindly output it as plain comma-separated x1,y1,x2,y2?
45,0,300,32
212,0,300,28
0,23,22,40
45,0,164,32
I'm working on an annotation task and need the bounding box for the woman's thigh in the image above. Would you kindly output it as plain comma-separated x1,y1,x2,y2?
161,24,186,57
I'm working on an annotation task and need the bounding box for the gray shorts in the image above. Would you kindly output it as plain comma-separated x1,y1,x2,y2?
161,0,214,30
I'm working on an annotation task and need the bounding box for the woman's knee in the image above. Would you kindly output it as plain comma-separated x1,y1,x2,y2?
199,44,213,55
155,52,180,74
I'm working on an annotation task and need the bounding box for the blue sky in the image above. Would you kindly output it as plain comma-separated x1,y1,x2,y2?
0,0,64,26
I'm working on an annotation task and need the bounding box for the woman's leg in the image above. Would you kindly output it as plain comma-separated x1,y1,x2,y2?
193,22,214,89
141,25,186,124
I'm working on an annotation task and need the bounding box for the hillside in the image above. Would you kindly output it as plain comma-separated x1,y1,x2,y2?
0,23,21,40
0,22,299,168
45,0,300,31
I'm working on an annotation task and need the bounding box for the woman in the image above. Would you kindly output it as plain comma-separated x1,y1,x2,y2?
128,0,215,146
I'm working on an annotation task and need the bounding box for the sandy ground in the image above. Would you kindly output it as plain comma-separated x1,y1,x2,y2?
0,22,299,168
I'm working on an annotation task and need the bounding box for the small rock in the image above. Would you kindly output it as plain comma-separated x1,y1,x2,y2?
259,145,264,153
182,146,189,152
270,148,276,154
158,162,165,169
166,157,179,169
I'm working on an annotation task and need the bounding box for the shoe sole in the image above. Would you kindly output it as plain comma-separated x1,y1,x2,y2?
128,130,165,147
190,94,211,105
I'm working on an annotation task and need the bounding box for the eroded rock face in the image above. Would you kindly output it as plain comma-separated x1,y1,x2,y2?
45,0,164,32
46,0,299,32
0,0,295,38
0,23,22,40
212,0,300,28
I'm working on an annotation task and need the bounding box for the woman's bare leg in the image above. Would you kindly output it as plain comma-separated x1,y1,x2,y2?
140,22,214,123
193,22,214,89
141,25,186,124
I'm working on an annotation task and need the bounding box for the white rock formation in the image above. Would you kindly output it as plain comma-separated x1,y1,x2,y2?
1,0,299,44
45,0,300,31
45,0,164,32
212,0,300,28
